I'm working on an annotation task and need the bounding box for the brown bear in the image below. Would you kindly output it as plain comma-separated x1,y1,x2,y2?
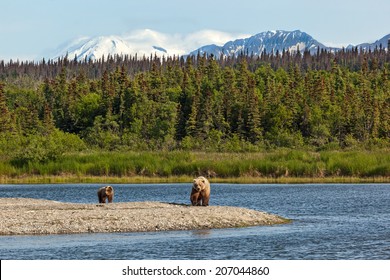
97,186,114,203
190,176,210,206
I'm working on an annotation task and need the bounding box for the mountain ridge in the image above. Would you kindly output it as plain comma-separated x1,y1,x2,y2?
349,33,390,52
53,30,390,61
189,30,329,57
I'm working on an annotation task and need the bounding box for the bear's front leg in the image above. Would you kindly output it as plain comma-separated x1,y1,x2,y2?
191,192,200,206
200,191,209,206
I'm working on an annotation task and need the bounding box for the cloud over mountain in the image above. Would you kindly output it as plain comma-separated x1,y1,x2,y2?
52,29,250,60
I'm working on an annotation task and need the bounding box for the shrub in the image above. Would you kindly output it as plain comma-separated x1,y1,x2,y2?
11,130,86,165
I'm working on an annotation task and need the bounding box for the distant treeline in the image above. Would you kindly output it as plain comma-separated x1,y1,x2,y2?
0,48,389,165
1,45,389,82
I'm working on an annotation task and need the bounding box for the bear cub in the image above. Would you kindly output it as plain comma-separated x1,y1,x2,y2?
97,186,114,203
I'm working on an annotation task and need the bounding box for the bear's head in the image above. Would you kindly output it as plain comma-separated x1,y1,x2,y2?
105,186,113,195
193,177,207,192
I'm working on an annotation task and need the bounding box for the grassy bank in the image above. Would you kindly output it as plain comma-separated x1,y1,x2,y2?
1,175,388,184
0,149,389,184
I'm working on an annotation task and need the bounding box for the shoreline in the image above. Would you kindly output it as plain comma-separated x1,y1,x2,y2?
0,198,290,235
0,175,389,184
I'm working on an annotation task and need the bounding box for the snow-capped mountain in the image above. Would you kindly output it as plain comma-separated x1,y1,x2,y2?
53,35,168,61
51,29,247,61
189,30,328,57
52,29,389,61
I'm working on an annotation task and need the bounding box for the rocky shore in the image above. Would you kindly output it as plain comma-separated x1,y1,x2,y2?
0,198,290,235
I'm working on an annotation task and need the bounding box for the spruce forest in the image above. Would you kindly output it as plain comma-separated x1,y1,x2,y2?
0,47,389,181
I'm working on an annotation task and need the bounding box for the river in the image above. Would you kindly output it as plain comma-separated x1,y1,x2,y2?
0,183,389,259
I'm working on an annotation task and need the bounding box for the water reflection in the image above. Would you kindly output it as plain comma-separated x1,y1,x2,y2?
191,229,212,238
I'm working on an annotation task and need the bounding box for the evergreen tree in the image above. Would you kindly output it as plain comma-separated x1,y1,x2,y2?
246,75,262,143
176,71,195,140
0,83,13,133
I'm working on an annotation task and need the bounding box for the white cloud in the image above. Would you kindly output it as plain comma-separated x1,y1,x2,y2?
121,29,251,55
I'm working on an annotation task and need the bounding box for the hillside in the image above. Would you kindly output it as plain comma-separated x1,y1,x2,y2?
0,41,389,182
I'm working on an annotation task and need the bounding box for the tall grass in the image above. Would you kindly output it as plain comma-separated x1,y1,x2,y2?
0,149,389,182
321,150,390,177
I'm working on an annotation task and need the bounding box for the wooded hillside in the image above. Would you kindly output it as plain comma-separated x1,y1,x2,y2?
0,47,389,167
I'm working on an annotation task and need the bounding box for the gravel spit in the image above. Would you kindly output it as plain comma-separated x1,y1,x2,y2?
0,198,290,235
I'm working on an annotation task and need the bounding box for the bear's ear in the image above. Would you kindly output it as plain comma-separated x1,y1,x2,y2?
201,178,205,183
193,179,197,183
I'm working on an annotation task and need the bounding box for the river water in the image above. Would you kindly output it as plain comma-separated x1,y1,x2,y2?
0,183,389,259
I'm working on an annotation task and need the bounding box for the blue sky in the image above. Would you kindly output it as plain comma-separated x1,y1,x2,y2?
1,0,389,60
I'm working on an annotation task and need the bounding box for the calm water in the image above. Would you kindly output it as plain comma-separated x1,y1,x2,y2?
0,183,389,259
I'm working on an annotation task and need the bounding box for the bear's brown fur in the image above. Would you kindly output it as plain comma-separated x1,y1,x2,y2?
190,176,210,206
97,186,114,203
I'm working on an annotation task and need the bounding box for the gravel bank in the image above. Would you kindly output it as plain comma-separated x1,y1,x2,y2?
0,198,289,235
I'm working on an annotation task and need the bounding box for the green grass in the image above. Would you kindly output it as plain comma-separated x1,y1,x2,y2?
0,149,389,183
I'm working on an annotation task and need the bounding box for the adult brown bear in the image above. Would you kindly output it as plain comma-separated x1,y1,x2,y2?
97,186,114,203
190,176,210,206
